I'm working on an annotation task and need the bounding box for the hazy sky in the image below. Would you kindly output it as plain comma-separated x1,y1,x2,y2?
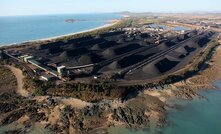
1,0,221,16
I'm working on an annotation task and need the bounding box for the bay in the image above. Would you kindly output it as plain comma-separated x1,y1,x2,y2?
0,13,121,46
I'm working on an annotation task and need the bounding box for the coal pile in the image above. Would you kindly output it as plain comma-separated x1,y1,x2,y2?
158,43,170,50
106,61,122,70
66,38,107,49
18,29,214,81
80,38,106,47
91,41,118,50
101,48,117,58
47,47,63,54
100,31,124,37
59,48,89,58
115,43,142,55
118,55,146,68
130,56,180,80
123,31,214,80
66,36,93,44
187,30,198,37
140,33,150,38
155,58,180,73
170,38,180,45
146,39,156,45
197,37,210,47
126,63,161,79
184,45,196,53
167,51,186,59
66,43,79,50
37,41,64,50
117,38,126,43
78,53,105,65
178,34,188,41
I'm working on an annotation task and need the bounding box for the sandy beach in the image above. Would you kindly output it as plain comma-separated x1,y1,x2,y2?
35,19,120,41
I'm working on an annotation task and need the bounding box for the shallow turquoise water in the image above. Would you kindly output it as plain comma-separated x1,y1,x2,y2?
109,82,221,134
0,13,121,46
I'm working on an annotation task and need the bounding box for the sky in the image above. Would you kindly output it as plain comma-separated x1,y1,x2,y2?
1,0,221,16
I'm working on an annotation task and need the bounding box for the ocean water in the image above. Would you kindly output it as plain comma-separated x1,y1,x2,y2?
0,13,121,46
109,82,221,134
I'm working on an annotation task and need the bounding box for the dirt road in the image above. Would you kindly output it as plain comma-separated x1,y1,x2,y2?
7,66,30,97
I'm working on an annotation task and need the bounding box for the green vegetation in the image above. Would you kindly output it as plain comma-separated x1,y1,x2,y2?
61,18,134,43
0,66,17,93
33,80,53,96
48,82,121,101
136,17,172,25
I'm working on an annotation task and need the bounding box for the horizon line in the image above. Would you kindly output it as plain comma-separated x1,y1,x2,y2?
1,11,221,17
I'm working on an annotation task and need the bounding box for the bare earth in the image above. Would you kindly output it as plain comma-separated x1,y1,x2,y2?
7,66,30,97
60,97,92,109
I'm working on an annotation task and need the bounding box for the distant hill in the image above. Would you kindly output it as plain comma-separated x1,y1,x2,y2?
116,11,221,17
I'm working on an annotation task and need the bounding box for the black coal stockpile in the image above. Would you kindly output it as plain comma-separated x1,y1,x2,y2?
37,41,64,50
155,58,179,73
47,47,63,54
163,40,177,47
67,38,107,49
91,41,118,50
178,34,188,41
184,45,196,53
100,31,124,37
158,43,169,50
107,61,121,70
140,33,150,38
197,37,210,47
115,43,142,55
170,38,180,45
187,30,198,37
66,36,93,44
59,48,89,58
102,48,117,57
78,53,105,65
79,38,106,47
117,38,126,43
118,55,146,68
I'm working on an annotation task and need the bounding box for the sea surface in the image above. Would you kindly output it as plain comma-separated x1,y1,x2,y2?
0,13,121,46
109,82,221,134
